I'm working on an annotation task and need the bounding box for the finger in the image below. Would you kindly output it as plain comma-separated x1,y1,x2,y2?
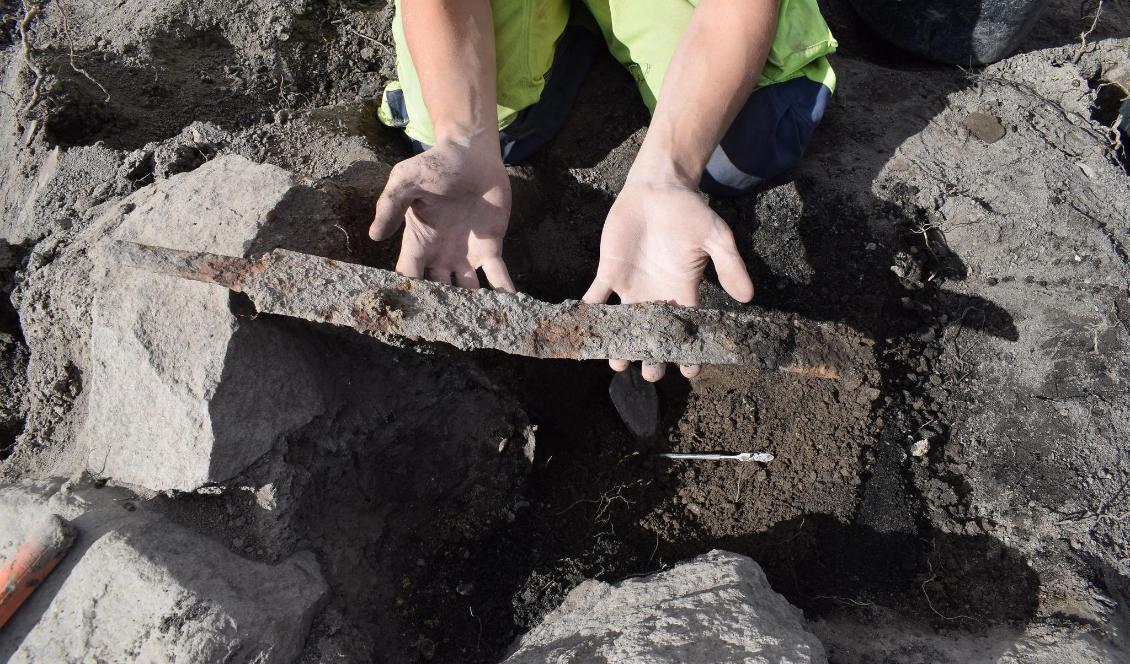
658,291,701,379
670,291,700,381
370,163,418,241
582,278,614,305
609,358,629,372
395,238,424,277
395,250,426,279
705,222,754,303
641,362,667,382
481,258,516,293
604,286,638,372
425,266,453,285
668,287,701,310
454,268,480,290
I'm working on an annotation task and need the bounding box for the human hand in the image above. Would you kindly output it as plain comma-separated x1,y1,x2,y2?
368,138,515,291
583,177,754,381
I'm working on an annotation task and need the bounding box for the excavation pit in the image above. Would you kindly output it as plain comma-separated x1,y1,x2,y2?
1,1,1128,662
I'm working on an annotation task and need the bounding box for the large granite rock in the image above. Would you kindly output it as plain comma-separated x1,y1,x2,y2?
0,478,327,663
502,550,827,664
79,155,324,491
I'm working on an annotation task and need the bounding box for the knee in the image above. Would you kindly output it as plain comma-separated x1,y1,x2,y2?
701,78,831,197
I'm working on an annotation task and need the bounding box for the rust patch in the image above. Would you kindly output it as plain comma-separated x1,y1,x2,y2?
478,307,509,330
315,303,343,326
175,252,265,291
349,290,404,337
531,310,598,356
780,363,840,380
114,242,267,291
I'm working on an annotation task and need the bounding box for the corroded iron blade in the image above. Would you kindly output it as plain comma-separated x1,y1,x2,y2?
109,241,872,382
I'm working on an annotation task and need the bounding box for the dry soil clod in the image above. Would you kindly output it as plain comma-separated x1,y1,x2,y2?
962,112,1007,143
108,241,872,381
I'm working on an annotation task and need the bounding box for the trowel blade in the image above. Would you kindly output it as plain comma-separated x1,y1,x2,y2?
608,366,660,440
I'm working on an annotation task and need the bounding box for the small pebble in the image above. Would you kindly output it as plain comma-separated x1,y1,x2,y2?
963,112,1006,143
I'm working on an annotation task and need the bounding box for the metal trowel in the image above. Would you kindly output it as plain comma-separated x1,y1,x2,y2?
608,366,660,440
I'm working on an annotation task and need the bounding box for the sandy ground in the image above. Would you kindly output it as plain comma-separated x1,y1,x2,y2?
1,0,1128,662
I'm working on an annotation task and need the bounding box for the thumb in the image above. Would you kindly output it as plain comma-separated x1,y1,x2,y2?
705,221,754,303
369,163,418,241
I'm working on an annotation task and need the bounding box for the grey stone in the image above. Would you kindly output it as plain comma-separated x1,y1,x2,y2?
502,550,828,664
79,155,325,492
0,478,327,663
5,152,387,485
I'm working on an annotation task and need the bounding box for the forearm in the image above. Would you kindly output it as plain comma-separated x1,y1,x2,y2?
402,0,498,146
630,0,778,186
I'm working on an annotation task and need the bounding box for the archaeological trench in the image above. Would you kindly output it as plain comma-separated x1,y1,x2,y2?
0,1,1128,662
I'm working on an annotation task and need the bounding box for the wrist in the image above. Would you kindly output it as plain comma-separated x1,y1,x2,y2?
627,133,705,191
434,123,500,153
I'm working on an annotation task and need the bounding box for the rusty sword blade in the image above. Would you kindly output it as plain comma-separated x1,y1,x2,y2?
108,241,871,380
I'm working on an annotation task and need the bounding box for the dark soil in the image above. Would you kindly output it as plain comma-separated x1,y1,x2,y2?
1088,73,1129,174
0,240,28,461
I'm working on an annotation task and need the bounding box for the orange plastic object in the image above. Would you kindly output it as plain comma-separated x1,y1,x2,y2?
0,515,77,630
